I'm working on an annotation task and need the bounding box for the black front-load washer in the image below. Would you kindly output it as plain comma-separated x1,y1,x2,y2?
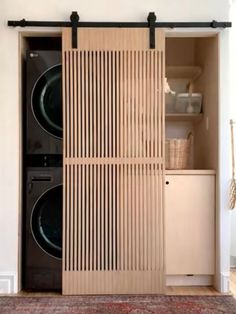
26,50,62,154
23,167,62,290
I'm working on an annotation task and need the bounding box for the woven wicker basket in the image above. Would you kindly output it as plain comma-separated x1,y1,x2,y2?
165,133,193,169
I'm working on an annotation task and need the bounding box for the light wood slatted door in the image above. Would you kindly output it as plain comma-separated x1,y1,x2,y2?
62,28,165,294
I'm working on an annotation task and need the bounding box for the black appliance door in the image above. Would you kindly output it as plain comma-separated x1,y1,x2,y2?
31,185,62,259
32,64,62,138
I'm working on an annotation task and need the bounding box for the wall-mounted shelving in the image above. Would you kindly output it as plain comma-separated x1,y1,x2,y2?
165,113,203,122
166,66,202,80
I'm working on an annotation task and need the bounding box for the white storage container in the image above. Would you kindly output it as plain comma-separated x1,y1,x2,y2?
175,93,202,113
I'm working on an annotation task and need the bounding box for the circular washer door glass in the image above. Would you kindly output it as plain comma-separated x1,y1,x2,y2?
32,64,62,138
31,185,62,259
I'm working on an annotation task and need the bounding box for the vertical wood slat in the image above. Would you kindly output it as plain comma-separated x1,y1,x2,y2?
70,52,74,272
134,53,139,270
119,52,124,271
131,51,135,271
81,164,85,271
97,52,101,158
105,52,108,158
153,51,157,271
143,51,147,271
120,51,124,159
85,51,89,158
161,56,164,289
89,164,93,271
123,52,127,271
81,52,85,158
128,163,131,270
127,52,131,270
124,163,128,271
135,51,140,270
78,165,81,271
65,47,70,274
97,164,101,271
147,51,151,269
85,164,89,270
96,52,101,272
116,52,120,271
93,53,97,271
150,52,154,271
124,51,127,158
62,50,66,275
63,38,165,294
158,50,162,287
101,52,104,158
108,51,112,270
101,164,104,271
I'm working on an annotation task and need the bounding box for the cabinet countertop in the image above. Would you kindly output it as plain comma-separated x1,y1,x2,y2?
166,169,216,175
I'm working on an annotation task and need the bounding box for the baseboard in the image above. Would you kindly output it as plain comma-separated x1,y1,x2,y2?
230,255,236,268
220,272,230,293
166,275,213,286
0,272,17,294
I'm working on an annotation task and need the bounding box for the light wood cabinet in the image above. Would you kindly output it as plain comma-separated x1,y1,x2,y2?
165,173,215,275
165,37,218,281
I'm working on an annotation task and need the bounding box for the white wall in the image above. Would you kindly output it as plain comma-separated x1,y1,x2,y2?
0,0,232,293
229,0,236,267
231,210,236,264
1,0,231,22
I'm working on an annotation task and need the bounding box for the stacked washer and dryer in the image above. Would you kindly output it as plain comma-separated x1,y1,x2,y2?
24,51,62,290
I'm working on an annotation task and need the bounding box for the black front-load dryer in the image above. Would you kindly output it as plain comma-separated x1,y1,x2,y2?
23,167,62,290
26,50,62,154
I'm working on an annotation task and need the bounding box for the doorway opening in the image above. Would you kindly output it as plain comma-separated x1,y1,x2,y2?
19,33,62,292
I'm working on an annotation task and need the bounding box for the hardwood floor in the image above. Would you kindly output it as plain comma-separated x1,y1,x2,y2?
15,287,222,296
166,271,236,296
13,275,236,296
17,291,61,297
166,286,222,296
230,269,236,296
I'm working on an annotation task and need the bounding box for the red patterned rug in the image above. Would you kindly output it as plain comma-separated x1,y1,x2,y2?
0,295,236,314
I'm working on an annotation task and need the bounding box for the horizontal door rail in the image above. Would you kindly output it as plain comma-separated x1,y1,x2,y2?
8,11,231,49
8,20,231,28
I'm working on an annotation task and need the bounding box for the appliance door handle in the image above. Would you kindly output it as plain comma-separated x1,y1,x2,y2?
31,176,52,182
28,176,52,194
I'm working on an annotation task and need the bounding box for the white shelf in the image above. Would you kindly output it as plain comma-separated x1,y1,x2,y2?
165,113,203,122
166,66,202,80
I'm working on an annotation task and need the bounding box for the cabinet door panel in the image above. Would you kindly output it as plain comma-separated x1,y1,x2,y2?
165,175,215,275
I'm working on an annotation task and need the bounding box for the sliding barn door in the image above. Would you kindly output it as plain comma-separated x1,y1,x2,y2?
62,28,165,294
